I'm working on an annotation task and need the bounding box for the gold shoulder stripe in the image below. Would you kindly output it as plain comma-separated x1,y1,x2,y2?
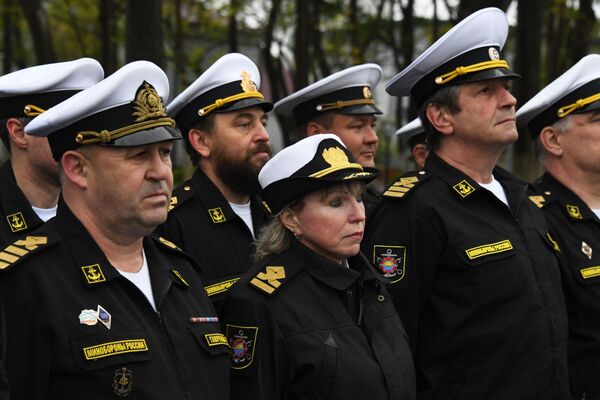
158,237,180,250
168,196,178,211
383,176,421,198
250,266,285,295
0,236,49,271
528,195,545,208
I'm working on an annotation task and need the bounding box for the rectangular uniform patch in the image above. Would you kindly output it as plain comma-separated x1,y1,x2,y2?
83,339,148,360
465,240,513,260
205,278,240,296
205,333,229,347
580,266,600,279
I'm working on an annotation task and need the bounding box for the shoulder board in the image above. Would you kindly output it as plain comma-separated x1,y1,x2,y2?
0,235,58,272
383,171,429,199
169,182,196,212
249,265,287,296
155,236,182,251
151,236,203,271
528,194,547,209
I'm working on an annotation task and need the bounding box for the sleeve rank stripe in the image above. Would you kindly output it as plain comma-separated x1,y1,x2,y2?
250,278,276,294
387,186,410,193
4,245,29,256
0,252,20,263
383,190,407,198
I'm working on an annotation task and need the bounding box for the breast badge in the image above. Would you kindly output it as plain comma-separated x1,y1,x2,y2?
112,367,133,397
582,241,593,260
373,245,406,283
226,324,258,369
78,305,111,329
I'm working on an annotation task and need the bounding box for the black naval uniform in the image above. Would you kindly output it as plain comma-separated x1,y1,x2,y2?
0,301,8,400
0,202,229,400
532,172,600,399
157,168,269,303
364,184,381,219
362,153,569,400
0,161,45,246
220,240,416,400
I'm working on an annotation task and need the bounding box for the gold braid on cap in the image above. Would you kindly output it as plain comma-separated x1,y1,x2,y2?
557,92,600,118
76,81,175,145
435,60,509,85
76,118,175,145
197,91,264,117
315,98,375,112
23,104,46,117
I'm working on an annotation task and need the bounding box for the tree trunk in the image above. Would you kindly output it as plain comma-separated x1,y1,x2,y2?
293,0,311,90
19,0,56,63
100,0,118,74
567,0,595,65
2,0,14,73
126,0,164,67
228,0,238,53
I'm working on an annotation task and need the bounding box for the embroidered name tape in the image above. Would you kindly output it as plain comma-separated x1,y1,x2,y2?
580,266,600,279
83,339,148,360
205,333,229,347
205,277,240,296
465,239,513,260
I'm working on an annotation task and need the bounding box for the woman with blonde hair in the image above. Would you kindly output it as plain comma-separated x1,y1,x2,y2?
221,133,415,399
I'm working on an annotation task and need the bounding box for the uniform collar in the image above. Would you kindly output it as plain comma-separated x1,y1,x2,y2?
425,152,527,208
0,161,44,235
288,240,363,291
54,201,186,295
189,168,267,232
536,172,597,222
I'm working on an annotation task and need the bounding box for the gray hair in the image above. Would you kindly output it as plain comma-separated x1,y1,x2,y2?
418,85,461,151
534,115,572,161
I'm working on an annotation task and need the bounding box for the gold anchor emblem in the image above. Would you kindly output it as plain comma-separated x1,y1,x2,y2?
453,180,475,198
567,205,583,220
208,207,226,224
81,264,106,284
6,212,27,233
240,70,258,93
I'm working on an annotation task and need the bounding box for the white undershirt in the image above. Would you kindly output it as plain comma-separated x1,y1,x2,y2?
229,201,255,238
478,176,509,207
31,205,57,222
593,209,600,220
118,249,156,310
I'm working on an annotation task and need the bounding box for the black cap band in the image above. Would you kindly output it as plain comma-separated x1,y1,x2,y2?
0,90,80,119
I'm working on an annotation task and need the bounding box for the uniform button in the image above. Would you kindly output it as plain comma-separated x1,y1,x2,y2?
347,289,353,296
184,186,191,191
377,295,385,302
419,171,425,175
544,191,551,195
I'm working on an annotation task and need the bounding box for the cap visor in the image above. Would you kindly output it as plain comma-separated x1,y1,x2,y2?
110,125,182,147
336,103,383,115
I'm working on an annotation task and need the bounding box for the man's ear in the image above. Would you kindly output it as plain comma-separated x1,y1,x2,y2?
539,126,563,157
412,143,429,169
188,128,212,158
306,121,326,136
425,104,454,135
6,118,27,150
61,150,90,189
